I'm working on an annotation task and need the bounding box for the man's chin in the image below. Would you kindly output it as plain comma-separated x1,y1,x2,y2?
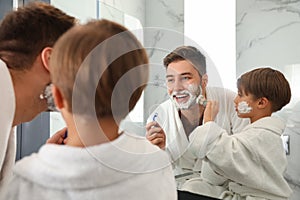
174,102,191,110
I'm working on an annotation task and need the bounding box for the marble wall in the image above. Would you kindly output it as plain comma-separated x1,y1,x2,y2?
100,0,145,26
237,1,300,199
143,0,184,121
236,0,300,76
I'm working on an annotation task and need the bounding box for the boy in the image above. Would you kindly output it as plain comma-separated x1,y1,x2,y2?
3,19,177,200
182,68,292,199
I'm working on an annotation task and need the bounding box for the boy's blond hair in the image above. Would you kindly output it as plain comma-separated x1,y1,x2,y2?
50,19,149,119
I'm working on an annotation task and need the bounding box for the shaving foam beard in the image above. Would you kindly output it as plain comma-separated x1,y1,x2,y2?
170,84,199,110
237,101,252,114
39,84,58,112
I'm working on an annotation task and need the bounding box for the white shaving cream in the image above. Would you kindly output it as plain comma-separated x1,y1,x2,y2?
237,101,252,113
170,84,199,110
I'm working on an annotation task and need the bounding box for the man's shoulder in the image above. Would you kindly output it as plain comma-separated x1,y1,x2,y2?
151,99,173,113
146,99,174,123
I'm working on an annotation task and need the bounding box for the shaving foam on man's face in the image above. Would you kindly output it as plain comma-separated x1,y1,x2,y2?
170,84,200,110
166,60,203,110
39,84,58,112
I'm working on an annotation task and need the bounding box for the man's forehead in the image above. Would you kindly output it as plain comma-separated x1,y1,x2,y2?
166,60,199,74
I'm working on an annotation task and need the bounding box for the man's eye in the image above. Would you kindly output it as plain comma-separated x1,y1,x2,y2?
167,79,174,83
182,77,190,80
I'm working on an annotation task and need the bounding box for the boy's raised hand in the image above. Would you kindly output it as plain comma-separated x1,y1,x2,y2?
204,101,219,123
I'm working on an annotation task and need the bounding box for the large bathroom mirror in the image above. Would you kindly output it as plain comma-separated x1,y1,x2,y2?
10,0,299,199
51,0,300,199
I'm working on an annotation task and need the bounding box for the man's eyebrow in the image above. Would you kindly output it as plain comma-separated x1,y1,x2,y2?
180,72,193,76
166,72,193,78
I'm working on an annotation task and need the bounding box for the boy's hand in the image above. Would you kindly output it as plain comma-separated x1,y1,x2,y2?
204,101,219,123
46,127,67,145
146,121,166,150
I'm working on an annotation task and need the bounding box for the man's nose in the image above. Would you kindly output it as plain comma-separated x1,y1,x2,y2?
173,79,184,91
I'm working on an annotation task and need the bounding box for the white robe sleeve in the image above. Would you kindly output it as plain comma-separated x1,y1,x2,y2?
188,119,292,198
188,122,225,159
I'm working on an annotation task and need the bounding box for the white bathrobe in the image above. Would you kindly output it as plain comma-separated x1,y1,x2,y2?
3,132,177,200
147,87,249,180
184,116,292,200
0,60,16,193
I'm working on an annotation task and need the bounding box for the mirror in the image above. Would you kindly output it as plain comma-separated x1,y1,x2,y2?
49,0,300,199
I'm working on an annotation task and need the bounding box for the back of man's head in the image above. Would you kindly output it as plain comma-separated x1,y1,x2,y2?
0,2,76,70
163,46,207,76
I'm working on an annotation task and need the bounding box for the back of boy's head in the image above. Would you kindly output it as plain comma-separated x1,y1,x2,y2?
163,46,207,76
0,2,76,70
50,19,149,120
237,67,291,112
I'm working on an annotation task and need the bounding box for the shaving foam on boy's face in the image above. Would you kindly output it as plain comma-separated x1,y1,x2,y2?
170,83,201,110
237,101,252,114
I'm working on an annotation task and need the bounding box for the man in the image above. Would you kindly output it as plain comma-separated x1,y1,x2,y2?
146,46,249,187
0,2,75,190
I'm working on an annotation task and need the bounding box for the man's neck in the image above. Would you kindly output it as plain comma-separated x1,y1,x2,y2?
180,104,205,137
10,70,32,126
9,60,49,126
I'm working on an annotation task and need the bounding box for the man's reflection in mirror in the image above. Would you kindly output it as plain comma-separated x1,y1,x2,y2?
145,46,249,193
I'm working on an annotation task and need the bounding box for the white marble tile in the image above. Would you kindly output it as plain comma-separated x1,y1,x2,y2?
99,2,124,24
100,0,145,26
145,0,183,32
237,0,300,76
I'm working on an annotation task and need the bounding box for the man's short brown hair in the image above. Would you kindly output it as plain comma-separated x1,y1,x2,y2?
0,2,75,70
237,67,291,112
50,19,149,119
163,46,206,76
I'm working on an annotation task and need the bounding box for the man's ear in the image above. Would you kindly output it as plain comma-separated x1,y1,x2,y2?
52,85,64,110
201,73,208,89
41,47,52,72
257,97,269,109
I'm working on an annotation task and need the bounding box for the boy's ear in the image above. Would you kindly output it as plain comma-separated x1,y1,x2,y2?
257,97,269,109
41,47,52,72
52,85,64,110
